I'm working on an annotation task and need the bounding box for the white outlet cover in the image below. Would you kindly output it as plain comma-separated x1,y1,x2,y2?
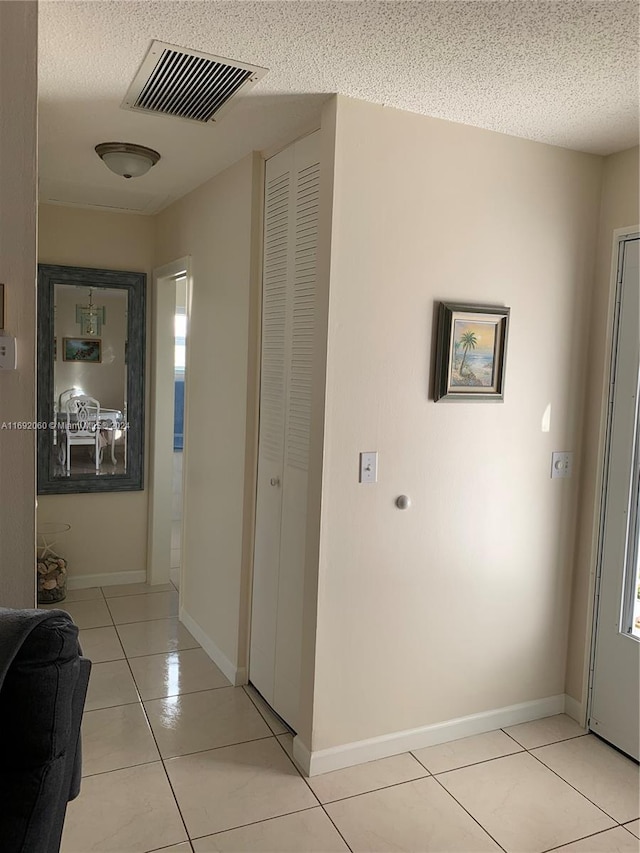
359,451,378,484
551,451,573,478
0,335,16,370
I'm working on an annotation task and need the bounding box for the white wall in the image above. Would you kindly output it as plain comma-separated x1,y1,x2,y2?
565,145,639,712
154,154,262,678
308,96,603,753
0,1,38,608
37,204,155,583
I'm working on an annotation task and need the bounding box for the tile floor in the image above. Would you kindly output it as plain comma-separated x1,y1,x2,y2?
46,585,639,853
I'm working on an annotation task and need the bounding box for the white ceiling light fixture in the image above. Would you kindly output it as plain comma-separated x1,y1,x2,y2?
95,142,161,179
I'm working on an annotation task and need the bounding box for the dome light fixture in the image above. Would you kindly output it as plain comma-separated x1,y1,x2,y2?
95,142,161,179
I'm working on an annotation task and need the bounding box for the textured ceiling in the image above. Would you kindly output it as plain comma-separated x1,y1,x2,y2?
39,1,639,214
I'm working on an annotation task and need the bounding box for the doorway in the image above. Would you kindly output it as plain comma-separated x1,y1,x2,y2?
148,258,191,589
171,276,188,586
589,231,639,761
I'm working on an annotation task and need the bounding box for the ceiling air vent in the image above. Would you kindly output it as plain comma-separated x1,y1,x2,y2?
122,40,267,124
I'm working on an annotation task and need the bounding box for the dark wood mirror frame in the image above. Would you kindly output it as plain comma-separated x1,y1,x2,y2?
37,264,146,494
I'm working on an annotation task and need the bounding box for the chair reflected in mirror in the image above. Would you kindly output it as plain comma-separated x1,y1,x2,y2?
62,395,102,473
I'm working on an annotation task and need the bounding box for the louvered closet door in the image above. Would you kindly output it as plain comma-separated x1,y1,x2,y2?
250,145,293,705
250,131,320,729
273,132,321,729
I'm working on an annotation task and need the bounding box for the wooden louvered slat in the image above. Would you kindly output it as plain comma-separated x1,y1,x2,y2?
259,170,290,463
286,161,320,471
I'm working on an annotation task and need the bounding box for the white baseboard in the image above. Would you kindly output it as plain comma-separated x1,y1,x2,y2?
67,570,147,590
563,693,585,726
296,694,567,777
179,606,246,687
292,736,313,776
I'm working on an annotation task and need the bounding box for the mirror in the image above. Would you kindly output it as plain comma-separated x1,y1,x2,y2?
37,264,145,494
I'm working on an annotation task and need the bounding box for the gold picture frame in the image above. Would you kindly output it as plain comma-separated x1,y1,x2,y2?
62,337,102,363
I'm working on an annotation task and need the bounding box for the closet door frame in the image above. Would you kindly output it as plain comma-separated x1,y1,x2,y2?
249,131,321,730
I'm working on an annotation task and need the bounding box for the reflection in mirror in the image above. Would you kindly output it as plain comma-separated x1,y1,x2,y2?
53,284,128,477
37,265,145,494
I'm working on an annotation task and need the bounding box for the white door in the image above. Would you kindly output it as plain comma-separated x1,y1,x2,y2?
250,132,320,730
273,143,320,727
250,149,291,707
590,234,639,761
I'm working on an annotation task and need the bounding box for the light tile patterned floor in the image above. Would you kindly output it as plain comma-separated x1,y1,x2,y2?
47,586,640,853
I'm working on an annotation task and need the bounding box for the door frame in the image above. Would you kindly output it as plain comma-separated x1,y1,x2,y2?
586,227,640,724
147,256,192,587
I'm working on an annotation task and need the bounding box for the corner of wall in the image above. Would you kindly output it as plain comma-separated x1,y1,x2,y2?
0,0,38,608
236,151,266,674
295,102,339,750
564,145,639,713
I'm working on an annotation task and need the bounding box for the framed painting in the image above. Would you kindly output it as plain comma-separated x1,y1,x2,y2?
62,337,102,363
434,302,510,401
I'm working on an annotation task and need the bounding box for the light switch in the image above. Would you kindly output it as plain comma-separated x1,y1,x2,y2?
0,336,16,370
359,451,378,484
551,451,573,479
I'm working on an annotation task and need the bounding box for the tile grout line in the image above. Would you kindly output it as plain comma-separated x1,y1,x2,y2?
187,804,327,846
100,584,176,599
430,773,509,853
147,840,195,853
411,748,525,777
106,599,194,848
125,640,200,659
500,728,590,750
270,735,355,853
141,733,276,763
237,686,357,846
541,825,632,852
525,743,623,824
309,774,433,808
82,757,162,781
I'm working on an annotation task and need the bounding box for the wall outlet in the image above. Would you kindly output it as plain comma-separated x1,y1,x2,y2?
551,451,573,479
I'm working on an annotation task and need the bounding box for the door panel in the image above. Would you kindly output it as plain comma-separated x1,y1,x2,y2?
590,235,639,761
250,132,320,728
249,148,293,704
274,133,321,728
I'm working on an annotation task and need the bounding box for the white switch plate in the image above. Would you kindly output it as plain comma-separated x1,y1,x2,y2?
551,451,573,479
0,335,16,370
359,451,378,484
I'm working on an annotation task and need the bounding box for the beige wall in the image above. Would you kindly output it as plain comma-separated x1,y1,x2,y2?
0,1,38,608
309,96,603,751
155,154,262,673
565,146,639,710
37,205,155,581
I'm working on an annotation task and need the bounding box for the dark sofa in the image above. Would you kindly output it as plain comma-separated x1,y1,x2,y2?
0,607,91,853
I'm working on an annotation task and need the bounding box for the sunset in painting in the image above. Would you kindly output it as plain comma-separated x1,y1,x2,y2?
451,320,497,386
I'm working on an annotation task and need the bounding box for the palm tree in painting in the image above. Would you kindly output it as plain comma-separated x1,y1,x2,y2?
458,331,478,376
